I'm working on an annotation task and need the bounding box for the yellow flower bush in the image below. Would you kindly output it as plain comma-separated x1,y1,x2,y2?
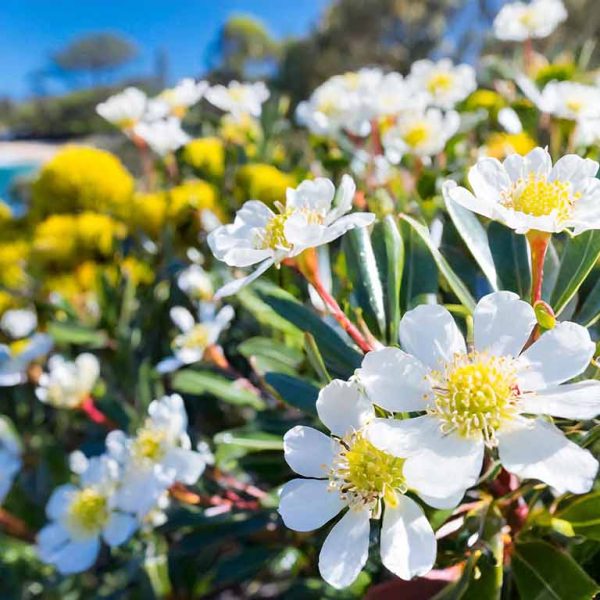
0,241,30,289
128,192,168,238
234,163,295,206
484,132,537,159
31,146,134,218
220,113,261,146
182,137,225,178
167,180,223,223
463,89,505,115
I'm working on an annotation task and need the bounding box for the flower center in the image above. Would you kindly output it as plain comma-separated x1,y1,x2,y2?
329,431,406,509
67,488,109,536
427,72,454,94
132,427,167,462
428,352,519,444
258,207,325,251
566,98,583,114
116,117,137,131
518,8,536,28
505,174,579,220
173,324,210,352
404,123,430,148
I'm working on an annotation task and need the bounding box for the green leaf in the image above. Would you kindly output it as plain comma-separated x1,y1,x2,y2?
343,227,387,337
488,222,530,298
512,540,599,600
47,321,108,348
265,372,319,416
238,336,303,376
542,241,560,301
304,333,331,383
213,429,283,451
555,492,600,541
575,274,600,326
400,214,476,312
259,287,362,379
445,195,498,291
171,370,265,409
372,216,404,344
551,231,600,315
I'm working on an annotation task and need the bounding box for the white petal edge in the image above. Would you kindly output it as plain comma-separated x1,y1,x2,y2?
283,426,336,478
520,380,600,420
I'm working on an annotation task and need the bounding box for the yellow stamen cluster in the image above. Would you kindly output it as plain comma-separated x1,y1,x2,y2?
404,123,430,148
67,488,109,536
132,427,167,462
566,98,583,114
173,325,210,352
329,431,406,510
258,206,325,251
505,174,579,221
428,352,519,444
427,72,454,94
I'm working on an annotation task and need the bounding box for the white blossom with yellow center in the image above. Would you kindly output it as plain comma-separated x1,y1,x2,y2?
444,147,600,234
279,379,443,590
37,454,138,575
382,108,460,162
493,0,566,41
106,394,208,519
205,80,269,118
208,176,374,298
407,59,476,109
158,78,208,118
156,303,234,373
359,292,599,504
133,116,190,156
35,353,100,409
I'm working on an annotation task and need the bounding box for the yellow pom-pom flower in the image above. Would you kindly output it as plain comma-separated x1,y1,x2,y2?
128,192,168,238
484,132,537,159
0,241,30,289
234,164,296,206
463,90,505,115
168,180,223,223
32,146,134,218
182,137,225,179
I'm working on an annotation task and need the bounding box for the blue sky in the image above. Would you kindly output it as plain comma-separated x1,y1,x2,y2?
0,0,330,99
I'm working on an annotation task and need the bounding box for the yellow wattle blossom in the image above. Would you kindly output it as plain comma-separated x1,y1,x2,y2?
464,89,505,115
484,132,537,159
128,192,168,238
234,164,296,206
77,213,127,257
0,291,17,316
167,180,223,223
32,146,134,218
120,256,155,286
182,137,225,178
220,113,261,146
0,241,30,289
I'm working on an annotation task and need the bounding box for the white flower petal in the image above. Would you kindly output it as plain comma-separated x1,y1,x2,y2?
102,512,138,547
37,523,70,563
283,426,336,478
549,154,598,185
357,348,430,412
399,304,466,369
367,416,439,457
279,478,344,532
520,381,600,420
46,484,78,520
75,353,100,392
214,258,274,299
473,291,536,357
444,180,497,221
518,322,595,391
52,538,101,575
316,379,374,437
156,356,184,374
468,158,511,204
319,508,370,589
170,307,196,333
161,447,206,484
380,495,436,580
497,418,598,494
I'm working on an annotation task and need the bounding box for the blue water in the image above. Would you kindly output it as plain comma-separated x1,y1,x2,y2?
0,163,38,211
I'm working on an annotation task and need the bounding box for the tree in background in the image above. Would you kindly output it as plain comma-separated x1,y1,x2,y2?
52,32,138,86
207,14,281,82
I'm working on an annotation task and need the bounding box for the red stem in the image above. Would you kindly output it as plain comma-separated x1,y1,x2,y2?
527,230,550,306
80,396,115,429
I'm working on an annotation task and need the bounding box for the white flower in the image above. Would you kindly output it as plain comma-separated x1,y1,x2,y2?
106,394,208,519
0,308,37,339
361,291,598,503
37,453,138,575
382,108,460,163
407,59,476,109
35,353,100,409
493,0,567,41
208,175,375,298
133,117,190,156
498,107,523,134
0,416,21,503
158,78,208,117
574,118,600,147
156,303,234,373
279,379,441,589
96,87,154,130
0,333,53,387
445,147,600,234
177,264,214,301
205,81,269,118
532,81,600,122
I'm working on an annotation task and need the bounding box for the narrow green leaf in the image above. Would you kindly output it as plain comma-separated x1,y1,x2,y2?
343,227,387,337
265,372,318,416
372,216,404,344
445,195,498,290
488,222,530,298
47,322,108,348
512,540,599,600
213,429,283,451
400,214,476,312
171,370,265,409
259,288,362,379
542,241,560,301
555,492,600,541
238,336,303,376
575,274,600,327
551,231,600,315
303,333,331,383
